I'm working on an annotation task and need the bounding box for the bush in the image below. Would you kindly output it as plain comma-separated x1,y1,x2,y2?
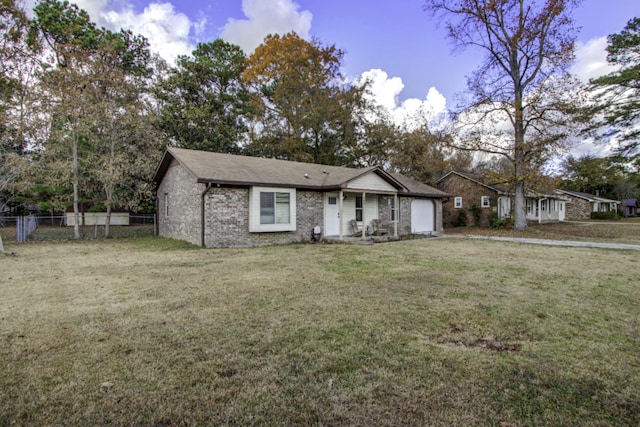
469,203,482,225
590,211,619,221
454,209,468,227
488,211,513,229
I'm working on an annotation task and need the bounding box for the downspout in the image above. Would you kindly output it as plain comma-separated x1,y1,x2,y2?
201,183,213,247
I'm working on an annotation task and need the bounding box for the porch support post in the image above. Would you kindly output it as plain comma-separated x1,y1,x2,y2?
538,198,542,224
361,191,366,239
394,193,398,237
339,190,344,240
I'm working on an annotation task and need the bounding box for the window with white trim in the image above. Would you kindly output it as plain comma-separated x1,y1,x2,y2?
164,193,169,217
481,196,490,208
454,197,462,208
250,187,296,232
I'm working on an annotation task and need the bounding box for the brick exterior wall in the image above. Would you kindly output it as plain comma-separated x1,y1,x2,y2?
203,187,324,248
158,163,443,247
378,195,443,235
157,162,203,246
564,197,592,220
437,173,498,228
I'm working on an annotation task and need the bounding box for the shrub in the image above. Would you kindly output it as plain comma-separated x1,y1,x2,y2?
469,203,482,225
590,211,619,221
488,211,513,229
454,209,468,227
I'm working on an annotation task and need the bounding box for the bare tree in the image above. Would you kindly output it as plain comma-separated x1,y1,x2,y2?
424,0,583,229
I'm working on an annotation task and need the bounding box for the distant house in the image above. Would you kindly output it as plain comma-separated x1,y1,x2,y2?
152,148,449,248
436,170,567,227
621,199,638,217
555,190,620,220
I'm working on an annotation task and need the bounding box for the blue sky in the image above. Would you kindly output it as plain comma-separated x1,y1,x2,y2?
60,0,632,130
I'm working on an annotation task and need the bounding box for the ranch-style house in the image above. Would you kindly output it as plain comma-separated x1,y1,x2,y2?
153,147,449,248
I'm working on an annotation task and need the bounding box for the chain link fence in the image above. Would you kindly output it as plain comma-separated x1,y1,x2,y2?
0,214,157,243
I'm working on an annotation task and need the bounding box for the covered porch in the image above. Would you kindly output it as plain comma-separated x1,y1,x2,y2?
324,189,399,241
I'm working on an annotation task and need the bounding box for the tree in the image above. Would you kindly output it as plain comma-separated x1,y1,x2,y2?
389,124,471,185
590,17,640,156
155,40,250,153
0,0,32,252
30,0,159,238
559,154,637,199
243,32,367,165
424,0,583,230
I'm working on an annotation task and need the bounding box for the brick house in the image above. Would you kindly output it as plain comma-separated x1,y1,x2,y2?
622,199,638,217
437,171,567,227
555,190,620,220
152,148,449,248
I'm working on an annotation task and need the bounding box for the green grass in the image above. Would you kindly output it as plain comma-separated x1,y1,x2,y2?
1,237,639,425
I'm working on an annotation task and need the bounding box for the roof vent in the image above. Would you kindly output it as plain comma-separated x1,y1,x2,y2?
304,173,310,179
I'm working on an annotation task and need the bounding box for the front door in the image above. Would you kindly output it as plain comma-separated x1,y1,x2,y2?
325,195,340,236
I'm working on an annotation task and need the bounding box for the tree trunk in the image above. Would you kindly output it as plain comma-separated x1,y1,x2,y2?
513,177,528,230
105,198,112,237
513,84,528,231
0,232,5,255
72,132,81,239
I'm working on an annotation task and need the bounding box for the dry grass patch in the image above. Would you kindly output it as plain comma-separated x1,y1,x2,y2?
1,237,639,425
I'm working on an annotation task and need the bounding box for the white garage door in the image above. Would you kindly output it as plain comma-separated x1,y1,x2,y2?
411,199,435,233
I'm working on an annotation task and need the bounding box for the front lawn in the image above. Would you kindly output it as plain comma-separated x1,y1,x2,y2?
1,237,638,425
446,220,640,245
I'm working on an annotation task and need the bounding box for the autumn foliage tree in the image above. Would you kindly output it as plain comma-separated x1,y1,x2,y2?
424,0,583,230
243,32,367,165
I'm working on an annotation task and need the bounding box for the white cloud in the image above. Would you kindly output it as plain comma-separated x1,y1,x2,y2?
72,0,195,63
220,0,312,53
571,37,617,83
359,69,448,130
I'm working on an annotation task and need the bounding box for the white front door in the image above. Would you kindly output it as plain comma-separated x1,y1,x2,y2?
325,195,340,236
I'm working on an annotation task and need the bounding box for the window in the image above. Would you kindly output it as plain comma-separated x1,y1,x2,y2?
164,193,169,217
328,197,337,205
389,197,398,221
355,196,363,221
526,199,534,215
454,197,462,209
260,192,290,224
250,187,296,232
481,196,490,208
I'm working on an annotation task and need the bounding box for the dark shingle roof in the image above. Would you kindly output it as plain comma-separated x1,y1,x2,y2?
556,189,620,203
437,170,510,194
153,147,448,197
391,173,449,197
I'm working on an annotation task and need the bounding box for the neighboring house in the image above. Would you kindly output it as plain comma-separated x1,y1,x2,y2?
622,199,638,217
152,148,449,248
555,190,620,220
436,170,567,227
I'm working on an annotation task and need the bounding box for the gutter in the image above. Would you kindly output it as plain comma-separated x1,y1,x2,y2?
201,183,213,247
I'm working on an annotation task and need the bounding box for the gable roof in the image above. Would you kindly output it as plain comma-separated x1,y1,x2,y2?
392,173,449,197
438,170,569,200
556,189,620,204
153,147,448,197
437,170,510,195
